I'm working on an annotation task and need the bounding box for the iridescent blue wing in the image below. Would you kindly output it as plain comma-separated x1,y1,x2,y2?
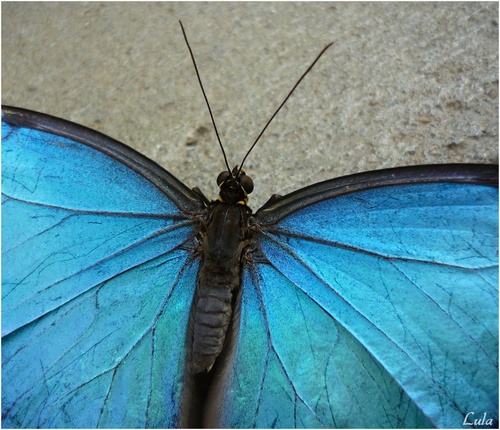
2,106,203,428
218,166,498,428
4,106,498,429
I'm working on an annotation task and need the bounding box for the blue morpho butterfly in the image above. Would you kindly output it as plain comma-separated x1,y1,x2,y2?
2,22,499,429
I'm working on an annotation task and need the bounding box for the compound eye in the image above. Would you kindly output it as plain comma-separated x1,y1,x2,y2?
217,171,230,186
240,174,254,194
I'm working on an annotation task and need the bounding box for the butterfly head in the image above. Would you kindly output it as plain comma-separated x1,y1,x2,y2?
216,166,254,205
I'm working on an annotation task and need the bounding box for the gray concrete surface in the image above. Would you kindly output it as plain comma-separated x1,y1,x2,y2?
2,2,498,209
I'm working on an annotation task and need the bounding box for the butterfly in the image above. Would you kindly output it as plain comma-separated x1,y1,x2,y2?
2,22,498,429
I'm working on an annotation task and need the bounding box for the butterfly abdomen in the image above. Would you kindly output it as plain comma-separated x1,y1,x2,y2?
188,202,251,374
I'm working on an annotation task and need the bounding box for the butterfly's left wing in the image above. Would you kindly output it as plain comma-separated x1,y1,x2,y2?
216,165,498,428
2,107,204,428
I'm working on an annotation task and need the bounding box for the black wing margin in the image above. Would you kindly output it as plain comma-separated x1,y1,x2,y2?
255,164,499,224
2,105,204,213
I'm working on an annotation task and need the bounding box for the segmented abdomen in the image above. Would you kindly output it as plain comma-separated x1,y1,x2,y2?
187,202,251,374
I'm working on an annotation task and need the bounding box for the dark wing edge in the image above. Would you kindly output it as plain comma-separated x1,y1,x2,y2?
2,105,204,213
256,164,499,224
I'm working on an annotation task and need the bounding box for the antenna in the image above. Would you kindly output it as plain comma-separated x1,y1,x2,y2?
180,20,333,178
238,41,333,174
179,20,231,172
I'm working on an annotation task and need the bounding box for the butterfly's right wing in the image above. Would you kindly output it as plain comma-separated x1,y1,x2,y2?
216,165,498,428
2,106,203,428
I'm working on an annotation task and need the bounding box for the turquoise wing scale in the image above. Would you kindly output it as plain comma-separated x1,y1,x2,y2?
219,169,498,428
2,106,498,428
2,108,203,427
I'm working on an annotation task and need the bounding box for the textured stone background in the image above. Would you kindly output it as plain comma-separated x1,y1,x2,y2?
3,2,498,208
